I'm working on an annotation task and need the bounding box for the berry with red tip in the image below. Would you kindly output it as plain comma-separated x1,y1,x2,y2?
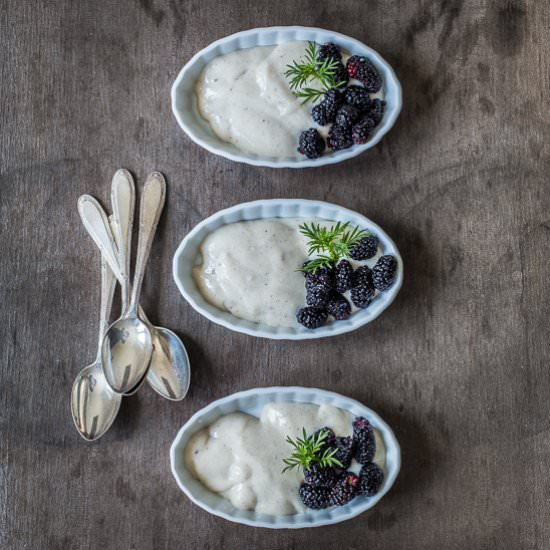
351,117,375,145
329,472,359,506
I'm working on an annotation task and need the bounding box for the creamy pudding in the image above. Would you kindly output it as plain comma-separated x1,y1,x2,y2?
184,402,385,515
193,218,319,328
196,42,315,158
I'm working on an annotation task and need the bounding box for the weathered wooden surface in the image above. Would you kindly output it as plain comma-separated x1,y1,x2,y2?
1,0,549,548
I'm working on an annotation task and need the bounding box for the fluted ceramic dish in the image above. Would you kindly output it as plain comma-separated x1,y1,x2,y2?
171,26,402,168
172,199,403,340
170,386,400,529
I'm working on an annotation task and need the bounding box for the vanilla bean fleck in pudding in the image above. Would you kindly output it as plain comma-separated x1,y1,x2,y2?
184,402,385,515
193,218,322,328
195,41,316,158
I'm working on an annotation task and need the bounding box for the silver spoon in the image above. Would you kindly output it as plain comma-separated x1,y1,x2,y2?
109,171,190,401
78,186,190,400
78,194,150,396
103,173,165,393
71,257,121,440
108,170,148,396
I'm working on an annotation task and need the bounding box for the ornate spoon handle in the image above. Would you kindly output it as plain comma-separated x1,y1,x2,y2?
129,172,166,315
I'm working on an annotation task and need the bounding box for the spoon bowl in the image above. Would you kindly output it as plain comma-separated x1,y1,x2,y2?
71,255,121,441
71,361,122,441
102,316,153,393
147,326,191,401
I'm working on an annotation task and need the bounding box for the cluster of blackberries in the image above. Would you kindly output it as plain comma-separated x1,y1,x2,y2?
297,43,385,159
296,236,397,330
299,418,385,510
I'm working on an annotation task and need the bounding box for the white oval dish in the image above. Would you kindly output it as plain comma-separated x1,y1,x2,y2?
172,199,403,340
170,386,401,529
171,26,402,168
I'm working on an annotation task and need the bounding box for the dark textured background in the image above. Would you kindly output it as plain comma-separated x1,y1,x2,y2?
1,0,549,548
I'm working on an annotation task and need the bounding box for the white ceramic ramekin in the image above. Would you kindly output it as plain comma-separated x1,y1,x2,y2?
172,199,403,340
171,26,402,168
170,386,401,529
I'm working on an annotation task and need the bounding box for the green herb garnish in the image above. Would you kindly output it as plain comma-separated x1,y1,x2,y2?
282,428,343,473
284,41,346,104
299,221,369,273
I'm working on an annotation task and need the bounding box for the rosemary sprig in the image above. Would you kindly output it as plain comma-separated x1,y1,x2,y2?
299,221,369,273
284,41,347,104
282,428,343,473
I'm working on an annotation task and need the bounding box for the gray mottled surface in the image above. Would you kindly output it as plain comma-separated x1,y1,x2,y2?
1,0,549,548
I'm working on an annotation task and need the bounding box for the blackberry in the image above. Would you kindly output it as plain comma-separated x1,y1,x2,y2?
297,128,325,159
305,275,323,292
346,56,382,93
352,265,373,287
313,427,336,450
312,89,344,126
317,42,341,62
304,464,338,488
349,235,378,260
296,306,328,329
335,104,360,129
351,117,375,145
299,484,331,510
327,124,353,151
329,472,359,506
326,291,351,320
323,89,344,114
367,98,385,126
350,284,374,309
358,463,384,496
304,265,334,290
372,255,397,291
333,436,355,470
334,260,353,292
350,266,375,308
346,55,365,79
332,61,349,86
353,416,376,464
306,284,330,308
311,102,332,126
344,85,372,111
360,60,382,93
353,416,373,436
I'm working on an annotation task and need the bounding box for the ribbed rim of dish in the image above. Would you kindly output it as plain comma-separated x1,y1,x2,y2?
170,386,401,529
172,199,403,340
170,26,402,168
